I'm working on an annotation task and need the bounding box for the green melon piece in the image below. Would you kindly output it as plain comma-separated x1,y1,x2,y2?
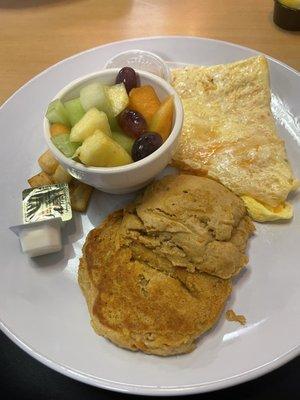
52,134,80,157
80,82,113,119
46,99,70,126
64,98,85,126
112,131,134,155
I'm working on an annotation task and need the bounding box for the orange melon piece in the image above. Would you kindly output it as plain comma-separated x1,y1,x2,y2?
149,96,174,141
50,123,70,137
129,85,161,125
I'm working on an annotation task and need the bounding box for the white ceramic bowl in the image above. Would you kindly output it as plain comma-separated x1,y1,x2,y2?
44,68,183,194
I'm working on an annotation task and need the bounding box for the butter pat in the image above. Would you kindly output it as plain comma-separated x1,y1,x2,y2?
11,218,62,257
10,183,72,258
22,183,72,223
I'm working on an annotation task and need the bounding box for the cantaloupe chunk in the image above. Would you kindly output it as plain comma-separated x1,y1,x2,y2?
50,123,70,137
149,96,174,141
129,85,161,125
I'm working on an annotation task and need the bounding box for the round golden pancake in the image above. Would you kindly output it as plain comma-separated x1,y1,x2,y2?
79,210,232,356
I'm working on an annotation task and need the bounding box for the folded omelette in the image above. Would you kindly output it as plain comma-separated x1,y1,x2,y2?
171,56,298,220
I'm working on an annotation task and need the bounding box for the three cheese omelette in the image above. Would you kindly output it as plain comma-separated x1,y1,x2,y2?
171,56,298,221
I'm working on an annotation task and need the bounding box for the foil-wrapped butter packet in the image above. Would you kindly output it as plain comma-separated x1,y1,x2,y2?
10,183,73,258
22,183,72,223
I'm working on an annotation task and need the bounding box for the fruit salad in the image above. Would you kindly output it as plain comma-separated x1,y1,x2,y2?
46,67,174,167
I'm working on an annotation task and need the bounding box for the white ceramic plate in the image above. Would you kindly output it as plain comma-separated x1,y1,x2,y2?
0,37,299,396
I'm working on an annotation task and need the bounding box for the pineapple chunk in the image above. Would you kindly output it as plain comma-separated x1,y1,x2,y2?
38,150,59,174
52,165,72,184
149,96,174,141
76,130,132,167
106,83,129,116
70,108,112,142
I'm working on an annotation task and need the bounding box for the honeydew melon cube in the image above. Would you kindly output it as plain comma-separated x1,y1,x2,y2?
111,131,134,155
46,99,70,126
80,82,113,119
52,134,80,158
64,98,85,126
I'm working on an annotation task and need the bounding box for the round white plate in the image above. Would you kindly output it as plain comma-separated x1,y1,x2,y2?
0,36,299,396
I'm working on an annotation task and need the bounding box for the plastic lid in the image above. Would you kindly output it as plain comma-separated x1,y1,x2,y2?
105,49,171,82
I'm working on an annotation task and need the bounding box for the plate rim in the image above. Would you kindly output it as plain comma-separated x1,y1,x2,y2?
2,321,299,396
1,35,299,396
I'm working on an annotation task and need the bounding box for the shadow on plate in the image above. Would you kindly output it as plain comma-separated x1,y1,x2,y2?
86,189,137,228
232,264,252,287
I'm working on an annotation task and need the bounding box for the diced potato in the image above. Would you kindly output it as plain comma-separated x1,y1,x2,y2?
149,96,174,141
52,165,72,184
38,150,59,174
28,171,53,188
75,130,132,167
70,108,112,142
106,83,129,116
50,123,70,137
69,180,93,212
129,85,161,125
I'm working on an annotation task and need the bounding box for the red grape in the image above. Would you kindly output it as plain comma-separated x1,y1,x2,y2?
117,109,147,138
116,67,138,94
131,132,163,161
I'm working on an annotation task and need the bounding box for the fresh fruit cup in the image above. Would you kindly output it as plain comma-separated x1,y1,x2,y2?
44,69,183,194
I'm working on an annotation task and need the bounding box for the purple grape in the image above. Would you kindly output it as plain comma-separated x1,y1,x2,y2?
117,109,147,138
131,132,163,161
116,67,138,94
